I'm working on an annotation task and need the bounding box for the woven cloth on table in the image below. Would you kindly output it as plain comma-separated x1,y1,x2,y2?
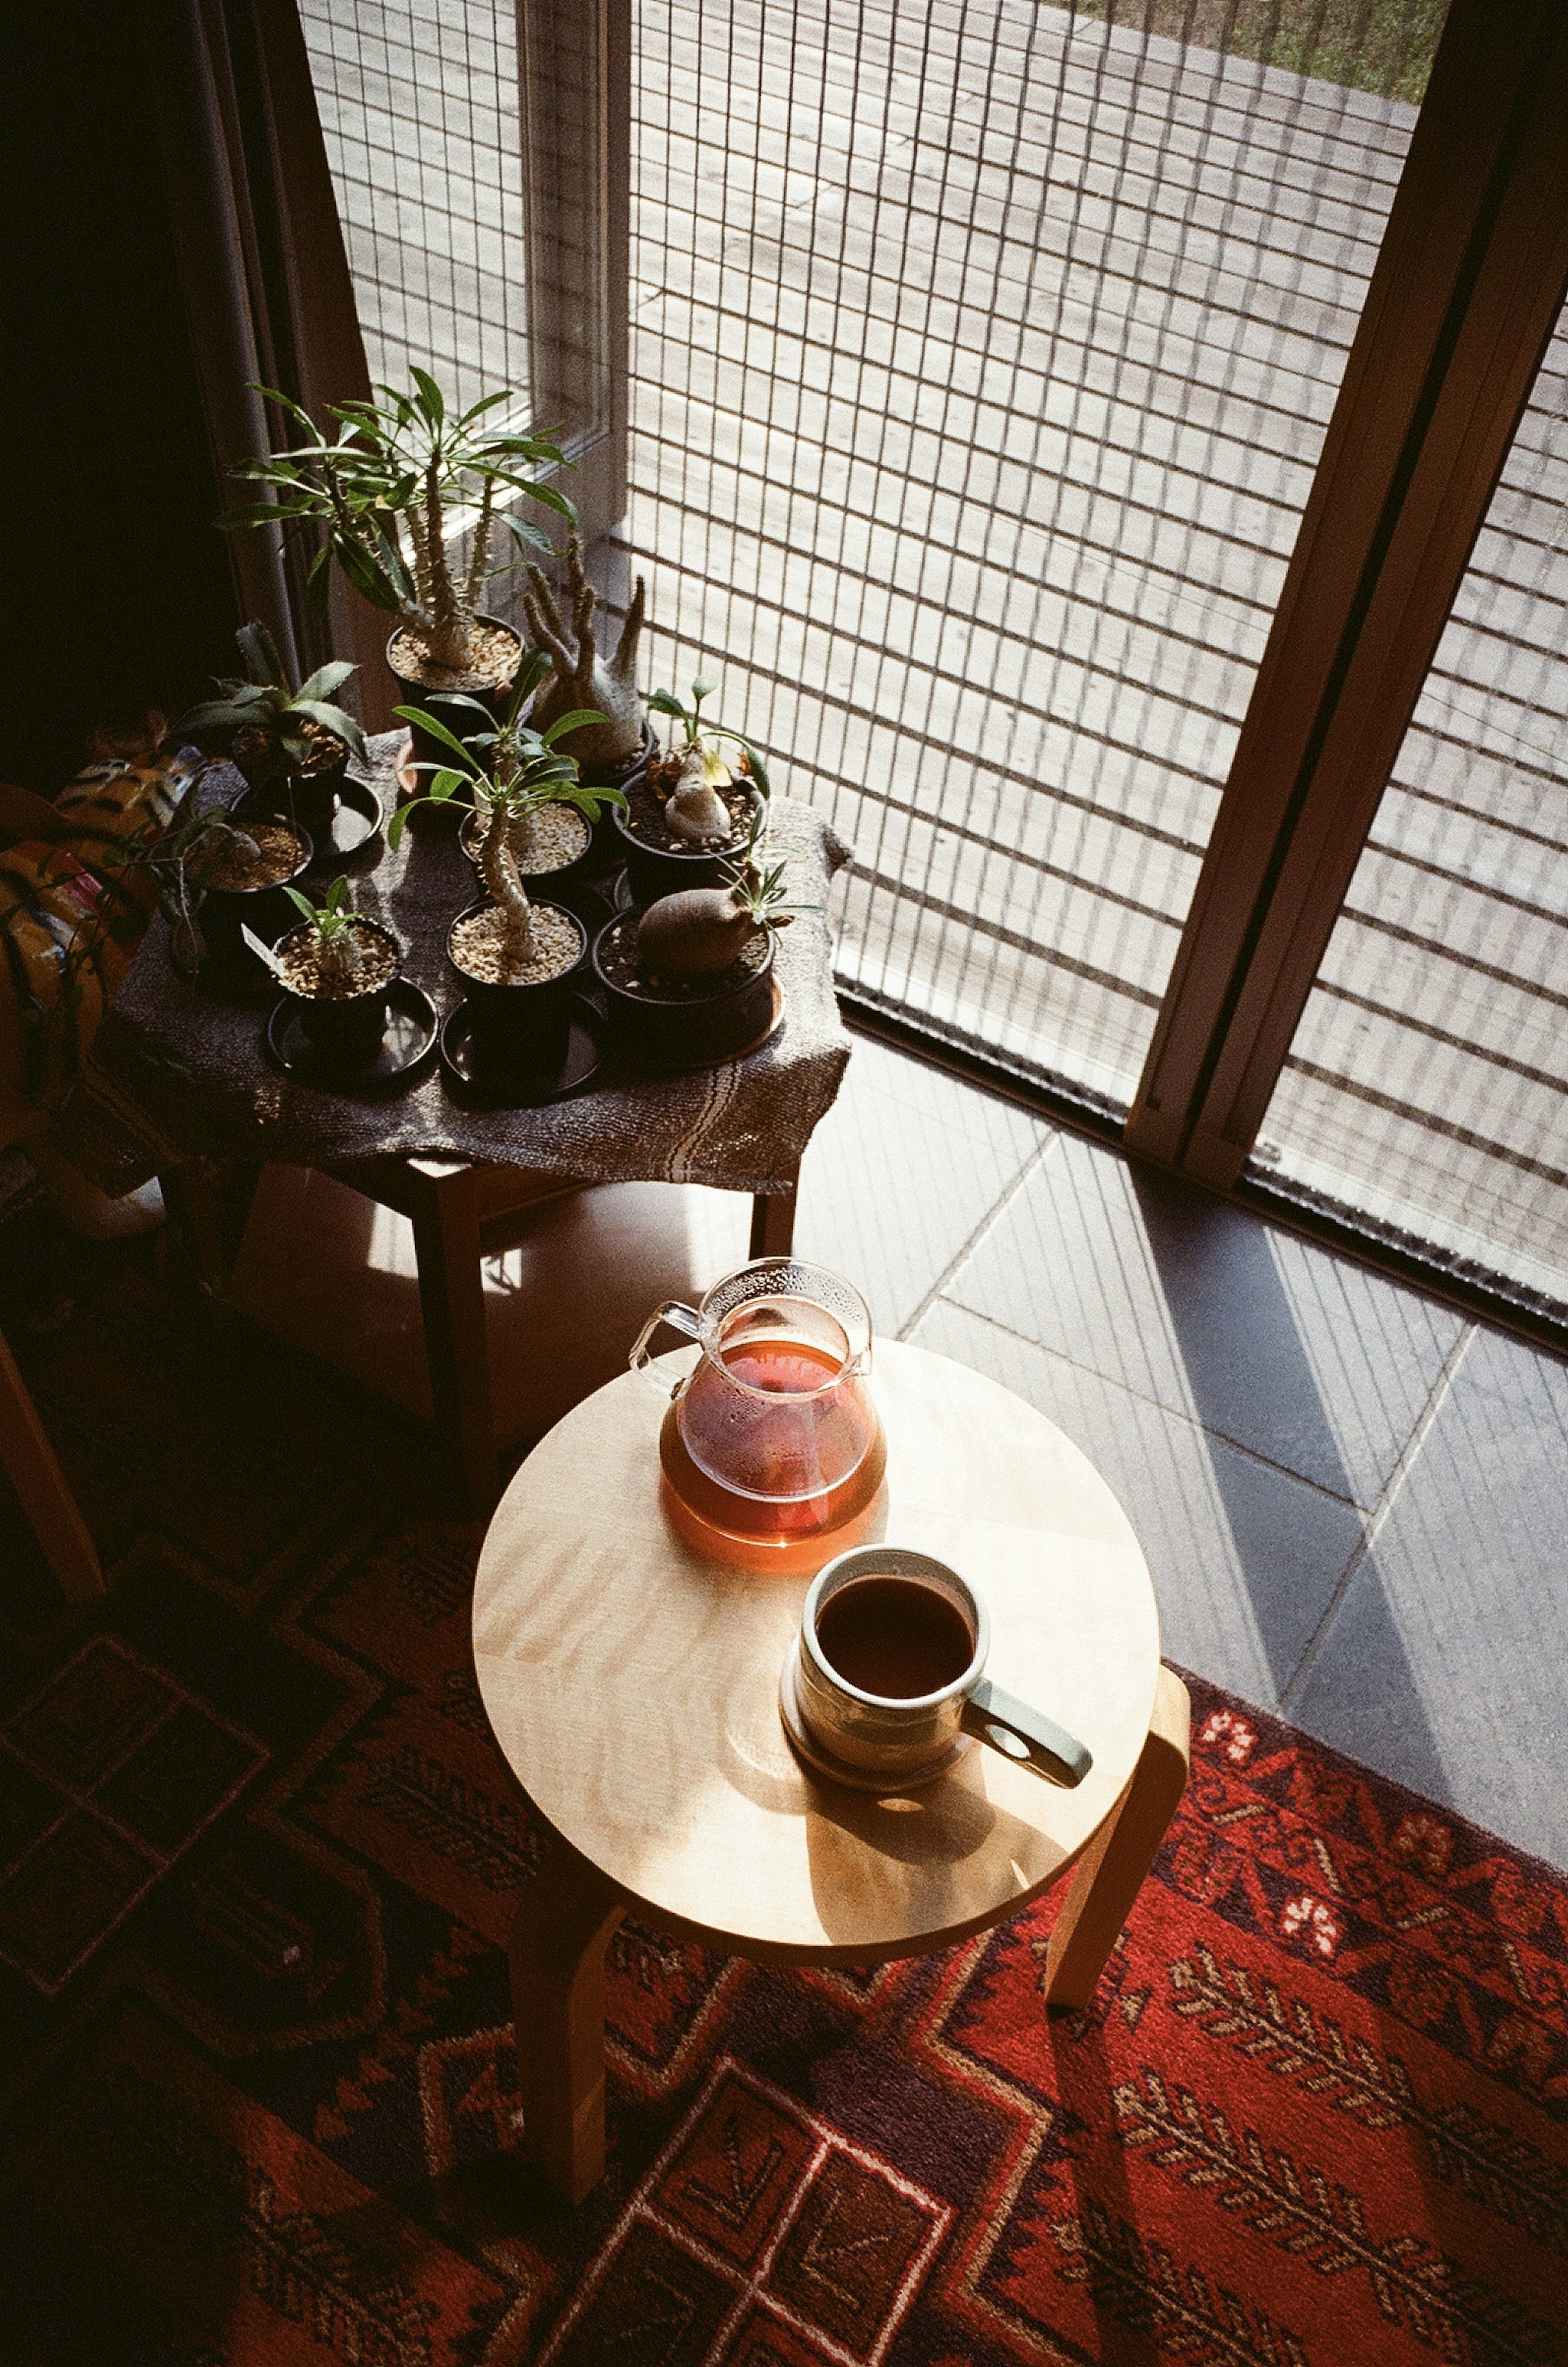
58,733,853,1197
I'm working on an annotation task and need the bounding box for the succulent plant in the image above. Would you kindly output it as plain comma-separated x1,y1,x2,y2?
634,822,817,978
279,875,379,995
389,655,621,964
174,622,365,793
222,371,574,678
521,535,648,772
646,674,771,844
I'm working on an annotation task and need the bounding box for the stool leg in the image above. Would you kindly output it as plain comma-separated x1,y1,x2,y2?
510,1839,625,2204
1040,1667,1190,2011
409,1163,498,1514
750,1161,799,1259
0,1327,102,1601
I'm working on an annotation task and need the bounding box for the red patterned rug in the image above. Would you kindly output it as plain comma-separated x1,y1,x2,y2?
1,1247,1566,2366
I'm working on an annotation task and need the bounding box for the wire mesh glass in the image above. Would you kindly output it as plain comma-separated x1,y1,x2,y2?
1252,299,1568,1318
298,0,530,422
619,0,1445,1113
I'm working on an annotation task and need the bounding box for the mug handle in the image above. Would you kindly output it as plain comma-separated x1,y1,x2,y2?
630,1300,702,1393
960,1680,1093,1788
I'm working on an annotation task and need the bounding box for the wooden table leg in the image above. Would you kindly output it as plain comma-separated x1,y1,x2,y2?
0,1324,103,1601
510,1837,625,2204
750,1161,799,1259
1040,1666,1190,2012
408,1161,498,1514
159,1164,230,1301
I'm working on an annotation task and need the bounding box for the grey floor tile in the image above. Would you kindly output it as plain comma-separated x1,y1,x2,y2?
945,1128,1464,1507
795,1036,1051,1335
912,1300,1366,1710
1291,1325,1568,1864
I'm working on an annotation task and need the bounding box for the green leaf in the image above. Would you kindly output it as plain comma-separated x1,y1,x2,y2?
691,675,717,704
710,729,772,800
428,769,465,802
647,689,688,720
496,515,555,555
292,700,366,754
333,532,401,611
392,704,475,764
235,620,285,687
386,801,414,850
456,389,515,428
248,382,319,436
296,660,356,702
410,367,445,428
283,885,318,924
522,480,577,521
540,707,606,747
427,691,494,722
508,648,552,716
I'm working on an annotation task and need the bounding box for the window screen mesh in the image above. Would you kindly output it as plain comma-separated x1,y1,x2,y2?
621,0,1439,1112
298,0,530,421
1252,301,1568,1319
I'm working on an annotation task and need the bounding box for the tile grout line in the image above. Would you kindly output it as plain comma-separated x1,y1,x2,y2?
924,1297,1378,1515
1279,1319,1479,1720
898,1131,1062,1343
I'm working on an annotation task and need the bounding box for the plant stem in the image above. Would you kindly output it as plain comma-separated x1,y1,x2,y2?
479,807,534,966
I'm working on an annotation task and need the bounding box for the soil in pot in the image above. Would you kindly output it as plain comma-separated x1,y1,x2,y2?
461,803,590,878
387,617,521,696
274,919,398,999
450,903,583,988
594,909,775,1065
623,764,754,857
199,821,306,895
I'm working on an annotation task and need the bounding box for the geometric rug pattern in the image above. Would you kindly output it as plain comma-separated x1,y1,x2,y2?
0,1257,1565,2363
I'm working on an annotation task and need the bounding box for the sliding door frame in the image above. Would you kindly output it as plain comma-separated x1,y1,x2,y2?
1124,0,1568,1192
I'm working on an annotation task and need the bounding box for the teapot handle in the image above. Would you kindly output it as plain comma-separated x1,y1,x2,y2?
630,1300,702,1393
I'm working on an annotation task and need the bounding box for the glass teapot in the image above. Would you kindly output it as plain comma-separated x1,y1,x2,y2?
631,1259,886,1546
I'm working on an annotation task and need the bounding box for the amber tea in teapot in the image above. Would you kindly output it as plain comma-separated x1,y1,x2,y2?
631,1260,886,1547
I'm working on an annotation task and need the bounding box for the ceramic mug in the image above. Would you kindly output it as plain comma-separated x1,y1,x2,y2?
779,1545,1093,1792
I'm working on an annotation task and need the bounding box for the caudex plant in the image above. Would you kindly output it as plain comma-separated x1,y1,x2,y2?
635,817,818,978
646,674,771,843
389,658,619,965
521,534,648,772
278,876,383,995
221,370,575,678
175,622,366,791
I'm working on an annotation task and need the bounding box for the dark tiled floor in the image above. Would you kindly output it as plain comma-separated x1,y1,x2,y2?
796,1033,1567,1869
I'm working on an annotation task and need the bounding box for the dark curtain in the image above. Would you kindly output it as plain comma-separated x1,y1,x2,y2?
0,2,243,787
138,0,392,725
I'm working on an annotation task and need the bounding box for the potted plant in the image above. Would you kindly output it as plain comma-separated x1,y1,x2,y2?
615,671,771,905
105,789,311,976
174,622,367,842
221,370,574,755
388,692,616,1077
264,875,401,1063
521,534,650,788
416,651,602,899
593,822,813,1064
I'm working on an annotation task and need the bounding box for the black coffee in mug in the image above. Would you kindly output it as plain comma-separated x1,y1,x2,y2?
813,1574,975,1699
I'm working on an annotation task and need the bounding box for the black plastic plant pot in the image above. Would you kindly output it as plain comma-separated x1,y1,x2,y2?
592,911,775,1066
387,611,525,777
446,896,587,1077
613,782,764,908
273,919,399,1063
198,821,314,969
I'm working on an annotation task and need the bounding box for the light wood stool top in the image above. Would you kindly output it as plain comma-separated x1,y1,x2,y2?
474,1337,1161,1964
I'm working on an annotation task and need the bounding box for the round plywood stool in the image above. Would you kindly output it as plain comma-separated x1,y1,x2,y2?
473,1337,1190,2202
